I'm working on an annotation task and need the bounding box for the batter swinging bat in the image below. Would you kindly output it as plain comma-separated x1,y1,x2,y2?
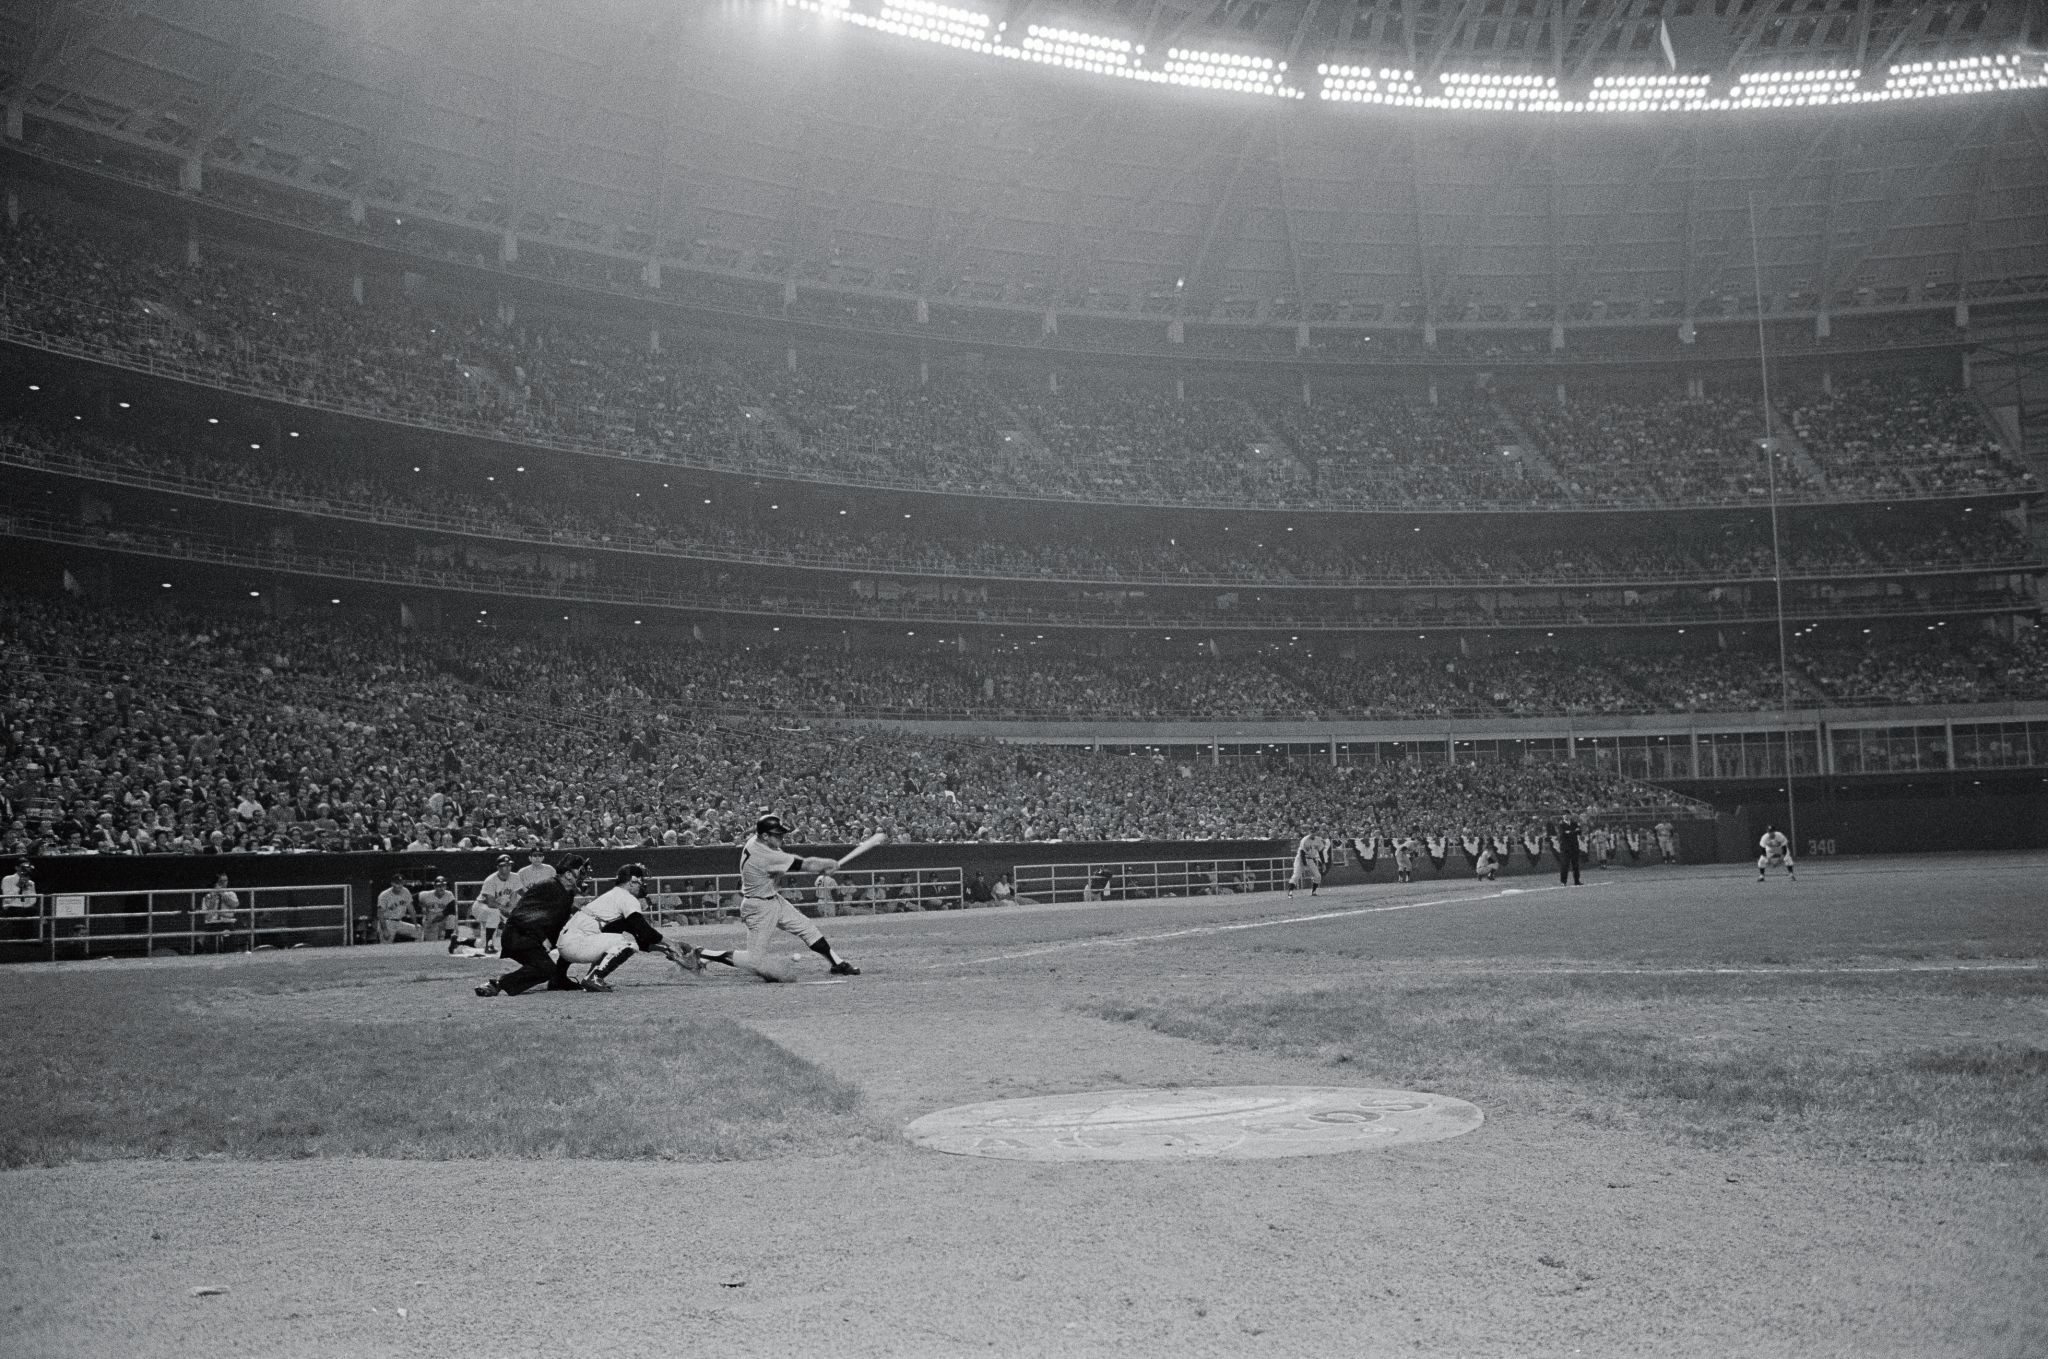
829,831,888,873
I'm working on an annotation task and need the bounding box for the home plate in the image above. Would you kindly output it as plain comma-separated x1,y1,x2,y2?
905,1086,1482,1161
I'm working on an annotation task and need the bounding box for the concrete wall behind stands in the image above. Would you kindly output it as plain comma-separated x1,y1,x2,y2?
1723,795,2048,859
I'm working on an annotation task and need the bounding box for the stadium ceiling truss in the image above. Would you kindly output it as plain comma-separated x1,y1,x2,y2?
2,0,2045,329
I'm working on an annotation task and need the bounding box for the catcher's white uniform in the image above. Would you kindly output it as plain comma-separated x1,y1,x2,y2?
556,883,639,968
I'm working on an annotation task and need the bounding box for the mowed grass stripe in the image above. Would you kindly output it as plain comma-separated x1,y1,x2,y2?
0,970,890,1168
1093,970,2048,1165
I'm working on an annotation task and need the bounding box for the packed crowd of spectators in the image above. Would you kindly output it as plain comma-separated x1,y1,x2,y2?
5,421,2031,597
3,596,1714,858
9,496,2019,635
1259,388,1545,506
1799,628,2048,705
4,587,2039,860
1785,375,2019,498
8,585,2039,859
999,377,1309,504
2,208,2031,512
1505,383,1807,504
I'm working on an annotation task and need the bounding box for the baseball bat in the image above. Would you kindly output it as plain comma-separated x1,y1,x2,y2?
829,831,888,872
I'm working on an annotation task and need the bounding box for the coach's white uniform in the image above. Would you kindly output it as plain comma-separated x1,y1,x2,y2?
556,883,639,968
1291,834,1329,890
739,834,827,960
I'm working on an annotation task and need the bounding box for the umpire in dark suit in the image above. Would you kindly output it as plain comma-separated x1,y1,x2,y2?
475,855,591,997
1555,813,1584,886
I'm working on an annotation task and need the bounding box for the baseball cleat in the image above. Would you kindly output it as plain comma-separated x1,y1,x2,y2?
580,976,615,993
474,980,501,998
830,960,861,976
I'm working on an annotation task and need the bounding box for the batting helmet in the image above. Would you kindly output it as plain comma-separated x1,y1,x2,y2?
615,861,650,885
756,814,791,838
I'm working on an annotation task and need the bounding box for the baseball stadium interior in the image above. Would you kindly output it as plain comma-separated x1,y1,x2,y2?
6,3,2048,1354
1,0,2045,942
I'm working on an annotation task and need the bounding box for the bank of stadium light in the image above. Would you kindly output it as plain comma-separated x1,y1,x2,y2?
1581,71,1713,112
1723,67,1859,108
1316,63,1427,107
773,5,2045,111
1162,47,1303,97
1020,24,1136,79
1862,53,2048,102
1436,71,1561,112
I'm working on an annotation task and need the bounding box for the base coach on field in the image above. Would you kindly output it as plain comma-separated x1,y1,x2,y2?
1555,812,1584,886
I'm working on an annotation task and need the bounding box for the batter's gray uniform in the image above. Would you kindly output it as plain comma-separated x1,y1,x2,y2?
739,834,828,958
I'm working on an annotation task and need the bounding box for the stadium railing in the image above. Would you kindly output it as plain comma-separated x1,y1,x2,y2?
1014,857,1293,904
640,867,965,925
1,884,354,962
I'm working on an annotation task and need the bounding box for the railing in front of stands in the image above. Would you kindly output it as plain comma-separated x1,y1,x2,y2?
1013,857,1294,904
451,867,968,931
0,884,353,962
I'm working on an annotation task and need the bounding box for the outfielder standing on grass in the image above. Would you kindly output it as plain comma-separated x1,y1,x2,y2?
1757,826,1796,883
698,815,862,981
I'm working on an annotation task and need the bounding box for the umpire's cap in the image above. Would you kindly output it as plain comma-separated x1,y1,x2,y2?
756,814,791,838
615,861,650,885
553,853,591,878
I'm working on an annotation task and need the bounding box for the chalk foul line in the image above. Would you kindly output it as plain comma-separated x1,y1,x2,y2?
939,882,1589,969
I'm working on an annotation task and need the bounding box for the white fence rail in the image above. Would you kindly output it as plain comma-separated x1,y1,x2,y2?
1013,857,1294,905
2,885,354,961
453,868,968,930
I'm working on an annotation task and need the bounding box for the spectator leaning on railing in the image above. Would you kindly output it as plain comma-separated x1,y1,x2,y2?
1,857,37,939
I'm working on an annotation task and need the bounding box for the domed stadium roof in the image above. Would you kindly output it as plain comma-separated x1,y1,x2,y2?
3,0,2045,328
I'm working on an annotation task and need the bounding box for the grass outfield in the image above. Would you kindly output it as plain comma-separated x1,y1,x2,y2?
0,961,890,1168
1093,968,2048,1164
1068,858,2048,1167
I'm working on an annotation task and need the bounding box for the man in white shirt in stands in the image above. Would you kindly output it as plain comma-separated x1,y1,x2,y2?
2,858,38,940
697,815,861,982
